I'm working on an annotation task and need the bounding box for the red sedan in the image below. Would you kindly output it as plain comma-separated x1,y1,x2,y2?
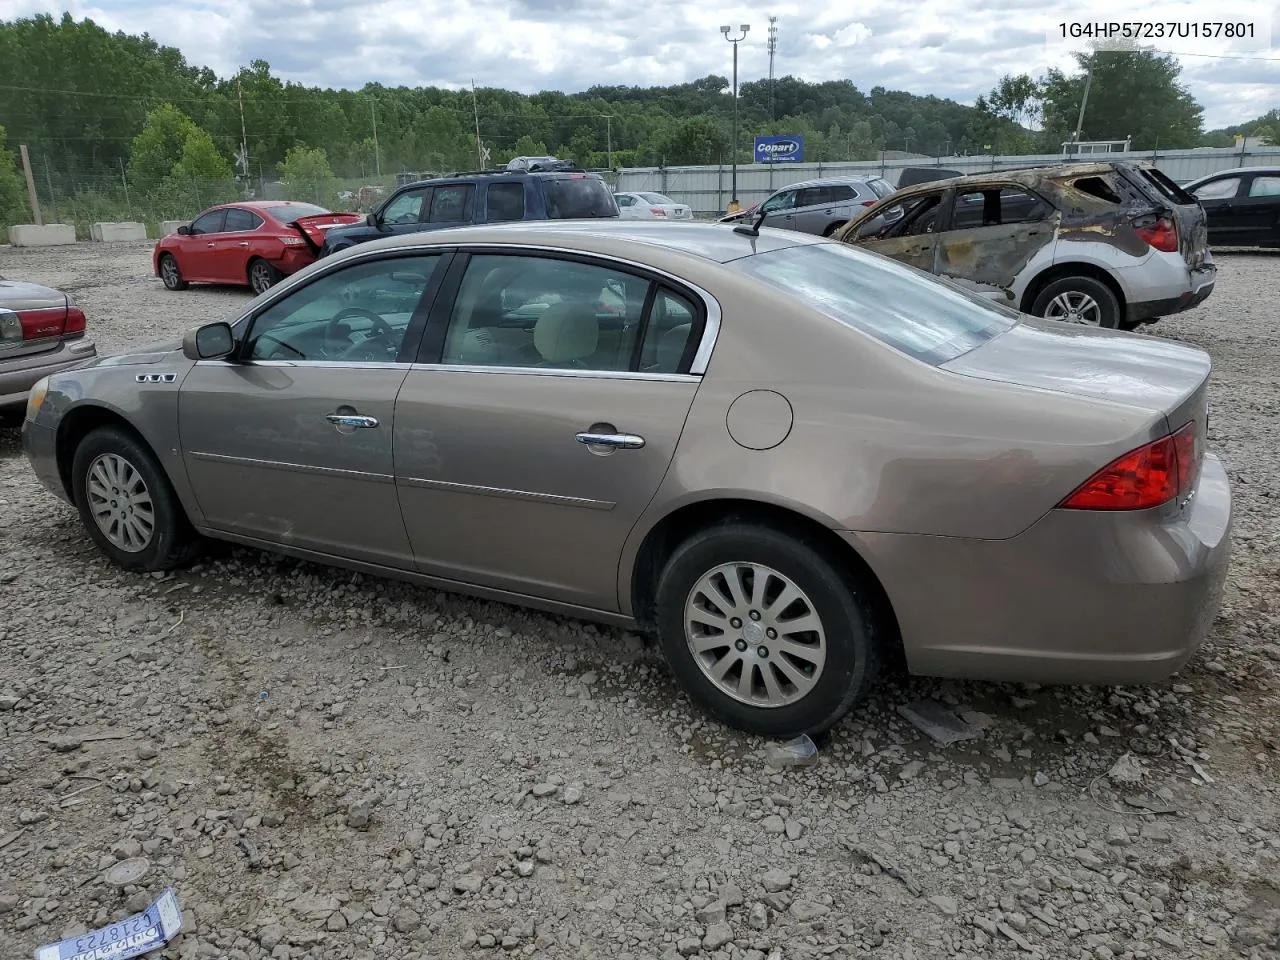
153,201,362,295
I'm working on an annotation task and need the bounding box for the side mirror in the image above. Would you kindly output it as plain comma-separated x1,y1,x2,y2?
183,321,236,361
365,213,380,228
852,215,888,240
176,225,191,236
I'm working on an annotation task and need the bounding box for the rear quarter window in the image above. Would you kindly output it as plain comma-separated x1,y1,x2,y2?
1136,167,1197,206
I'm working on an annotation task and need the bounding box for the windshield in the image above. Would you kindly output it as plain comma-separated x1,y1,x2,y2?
730,243,1018,365
544,177,619,218
263,203,330,222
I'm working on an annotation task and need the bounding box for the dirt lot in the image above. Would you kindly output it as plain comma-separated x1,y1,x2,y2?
1,241,1279,960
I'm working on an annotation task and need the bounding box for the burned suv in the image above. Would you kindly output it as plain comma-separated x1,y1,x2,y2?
837,161,1215,330
322,166,619,255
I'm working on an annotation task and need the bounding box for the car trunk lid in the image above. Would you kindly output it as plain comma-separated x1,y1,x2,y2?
1119,164,1211,269
0,280,84,359
287,213,363,253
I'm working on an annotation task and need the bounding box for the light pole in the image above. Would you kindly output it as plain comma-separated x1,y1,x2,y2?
721,23,749,213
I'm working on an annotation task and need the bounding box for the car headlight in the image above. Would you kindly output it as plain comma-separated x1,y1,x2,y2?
26,376,50,421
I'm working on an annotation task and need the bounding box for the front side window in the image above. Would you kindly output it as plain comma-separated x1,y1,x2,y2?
1248,176,1280,198
429,185,473,223
731,243,1016,366
761,190,798,213
891,193,944,237
1193,177,1241,201
442,254,652,371
382,189,429,224
189,210,226,235
244,255,442,363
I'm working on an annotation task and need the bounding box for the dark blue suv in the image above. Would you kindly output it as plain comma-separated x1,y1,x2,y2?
321,168,620,255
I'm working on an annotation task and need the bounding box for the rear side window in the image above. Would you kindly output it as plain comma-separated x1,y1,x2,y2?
429,185,473,223
949,188,1050,229
487,182,527,221
224,208,263,231
641,288,699,373
1070,176,1122,204
543,177,618,219
1248,176,1280,198
1137,167,1196,205
731,243,1016,366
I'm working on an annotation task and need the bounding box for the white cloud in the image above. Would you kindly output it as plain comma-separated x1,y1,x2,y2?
10,0,1280,128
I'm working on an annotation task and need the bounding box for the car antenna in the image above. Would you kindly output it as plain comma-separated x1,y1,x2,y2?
733,207,768,237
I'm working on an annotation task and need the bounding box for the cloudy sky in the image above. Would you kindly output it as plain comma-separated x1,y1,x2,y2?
10,0,1280,129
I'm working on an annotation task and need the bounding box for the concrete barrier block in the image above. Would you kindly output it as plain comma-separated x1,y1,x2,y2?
91,222,147,242
9,224,77,247
159,220,190,237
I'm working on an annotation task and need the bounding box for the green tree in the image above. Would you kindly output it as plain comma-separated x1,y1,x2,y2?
128,104,203,186
171,128,235,182
0,125,27,225
657,117,728,165
278,144,335,203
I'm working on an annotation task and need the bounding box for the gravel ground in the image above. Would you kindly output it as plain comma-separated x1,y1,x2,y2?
1,241,1279,960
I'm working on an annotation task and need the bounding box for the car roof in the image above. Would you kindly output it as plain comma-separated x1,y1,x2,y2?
774,175,884,191
402,169,603,189
324,219,823,265
1184,166,1280,185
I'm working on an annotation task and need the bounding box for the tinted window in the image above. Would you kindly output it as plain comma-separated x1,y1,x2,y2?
223,208,263,231
262,203,329,222
429,184,473,222
761,190,798,212
488,182,527,221
949,188,1050,229
641,289,698,374
1193,177,1240,200
797,187,829,207
441,254,648,371
730,243,1016,366
245,255,441,363
543,177,618,218
1248,176,1280,198
189,210,226,235
614,194,637,207
383,189,429,224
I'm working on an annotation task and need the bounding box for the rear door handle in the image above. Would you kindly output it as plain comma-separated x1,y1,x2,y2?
326,414,379,429
206,242,216,248
576,432,645,449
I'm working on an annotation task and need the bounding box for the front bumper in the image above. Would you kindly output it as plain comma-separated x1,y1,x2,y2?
0,338,97,411
851,453,1233,685
22,418,69,504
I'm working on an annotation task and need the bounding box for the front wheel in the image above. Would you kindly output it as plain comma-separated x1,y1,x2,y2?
654,523,880,736
71,426,201,572
1031,276,1120,328
248,259,284,295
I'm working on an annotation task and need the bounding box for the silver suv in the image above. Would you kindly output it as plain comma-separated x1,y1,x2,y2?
720,175,897,236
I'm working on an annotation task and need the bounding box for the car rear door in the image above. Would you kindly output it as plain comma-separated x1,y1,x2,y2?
424,183,475,229
933,185,1055,298
391,250,707,612
209,207,265,284
178,251,450,567
1234,174,1280,246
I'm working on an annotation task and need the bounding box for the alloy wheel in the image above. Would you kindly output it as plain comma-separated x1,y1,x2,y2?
1044,290,1102,325
684,562,827,708
250,263,274,295
85,454,155,553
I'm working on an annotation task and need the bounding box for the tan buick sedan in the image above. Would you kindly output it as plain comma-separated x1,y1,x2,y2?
22,221,1232,736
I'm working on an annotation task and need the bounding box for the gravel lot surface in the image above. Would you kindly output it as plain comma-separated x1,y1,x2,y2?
1,241,1278,960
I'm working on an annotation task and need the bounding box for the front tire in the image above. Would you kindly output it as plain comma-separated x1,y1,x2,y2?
71,426,200,572
1031,275,1120,328
248,259,284,295
655,523,880,736
158,253,187,291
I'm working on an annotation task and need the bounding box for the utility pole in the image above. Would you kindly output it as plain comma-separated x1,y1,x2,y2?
721,24,750,213
472,80,486,169
236,76,250,191
1070,63,1093,157
370,100,381,178
767,17,778,121
606,115,613,171
18,145,41,225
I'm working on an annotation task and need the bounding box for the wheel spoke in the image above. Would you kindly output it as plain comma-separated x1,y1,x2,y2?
688,605,729,629
765,582,802,618
689,632,730,654
722,567,750,609
90,460,112,492
775,612,822,638
748,564,769,608
773,654,815,695
701,580,738,618
760,663,786,703
775,639,824,668
89,499,112,518
736,662,757,700
709,651,739,681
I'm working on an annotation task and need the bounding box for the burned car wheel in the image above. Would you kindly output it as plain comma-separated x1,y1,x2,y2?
158,254,187,291
71,426,201,572
655,523,880,737
1032,276,1120,329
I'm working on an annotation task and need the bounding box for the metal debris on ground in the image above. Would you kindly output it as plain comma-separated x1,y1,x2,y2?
1122,794,1178,815
1106,752,1145,785
104,857,151,888
896,699,981,746
35,887,182,960
765,734,818,769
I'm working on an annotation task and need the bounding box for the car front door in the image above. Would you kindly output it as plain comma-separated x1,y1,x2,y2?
209,207,265,284
392,251,706,611
849,190,946,273
178,251,450,567
180,209,227,281
1235,174,1280,246
933,185,1054,299
378,187,433,237
759,188,800,230
1190,175,1243,245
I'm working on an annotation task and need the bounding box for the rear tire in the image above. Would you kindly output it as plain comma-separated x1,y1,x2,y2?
654,523,880,737
158,254,187,291
822,221,847,237
248,258,283,295
71,426,200,572
1031,275,1120,329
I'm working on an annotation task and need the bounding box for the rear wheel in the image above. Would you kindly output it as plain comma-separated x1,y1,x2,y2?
71,426,200,572
248,258,283,295
158,253,187,291
822,221,847,237
654,523,880,736
1032,276,1120,329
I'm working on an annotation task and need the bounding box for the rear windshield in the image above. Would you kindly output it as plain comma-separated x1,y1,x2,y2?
263,203,330,222
1135,167,1196,206
730,243,1018,365
544,177,619,219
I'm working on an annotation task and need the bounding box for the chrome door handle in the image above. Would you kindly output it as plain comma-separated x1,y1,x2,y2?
238,241,250,247
576,432,645,449
206,242,216,248
326,414,379,429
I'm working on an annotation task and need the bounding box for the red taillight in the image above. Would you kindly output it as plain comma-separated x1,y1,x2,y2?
16,307,67,341
650,207,667,216
1061,421,1197,510
64,306,86,336
1135,215,1178,253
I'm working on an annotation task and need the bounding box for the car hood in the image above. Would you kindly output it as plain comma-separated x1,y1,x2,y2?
942,317,1211,416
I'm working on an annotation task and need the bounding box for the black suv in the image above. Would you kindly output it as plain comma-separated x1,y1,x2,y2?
321,167,619,255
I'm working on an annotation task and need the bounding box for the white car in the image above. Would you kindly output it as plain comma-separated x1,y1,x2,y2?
614,192,693,221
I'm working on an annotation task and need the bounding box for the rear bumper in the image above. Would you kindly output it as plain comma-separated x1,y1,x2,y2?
21,419,68,503
850,453,1233,685
0,338,97,411
1123,258,1217,322
1128,274,1216,322
269,247,316,276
